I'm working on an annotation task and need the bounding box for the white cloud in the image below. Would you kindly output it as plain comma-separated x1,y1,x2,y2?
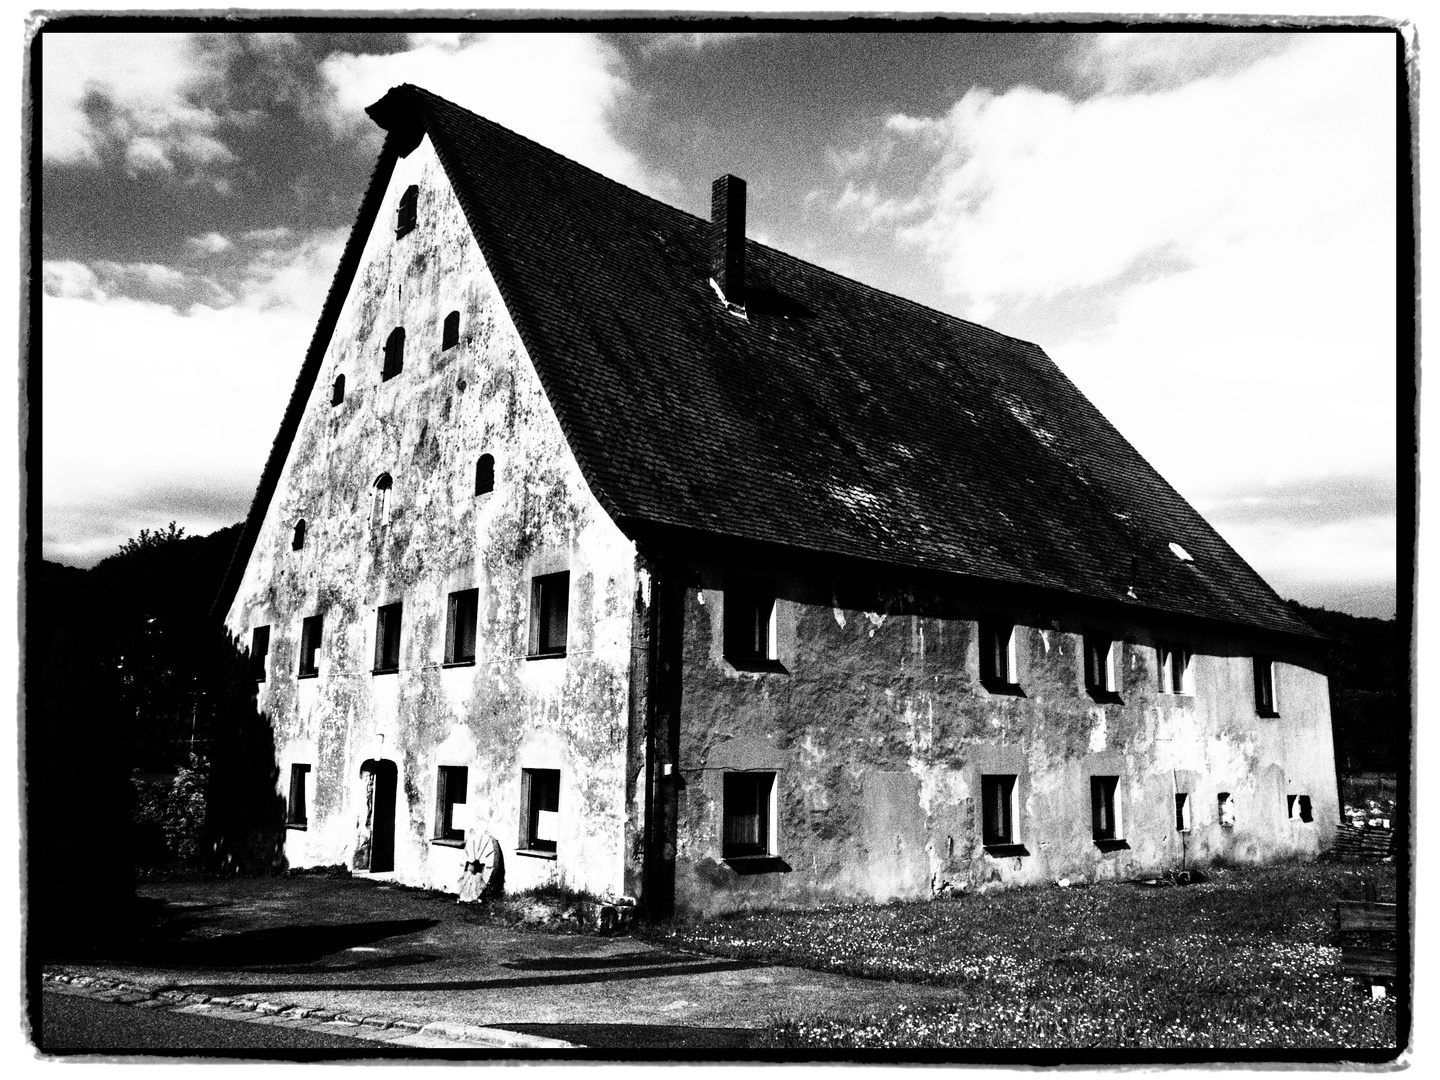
40,231,348,563
639,32,758,56
315,33,651,194
41,33,233,175
187,231,233,255
1069,32,1294,94
827,33,1397,605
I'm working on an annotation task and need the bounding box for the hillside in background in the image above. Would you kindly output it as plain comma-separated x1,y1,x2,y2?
1289,600,1405,775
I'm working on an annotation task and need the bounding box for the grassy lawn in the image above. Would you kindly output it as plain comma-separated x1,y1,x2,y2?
644,861,1399,1050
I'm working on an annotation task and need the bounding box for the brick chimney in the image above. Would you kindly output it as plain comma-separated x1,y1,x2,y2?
710,175,746,305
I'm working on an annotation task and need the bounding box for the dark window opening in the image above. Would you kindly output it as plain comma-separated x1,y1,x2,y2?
1091,775,1121,841
723,772,775,859
981,774,1017,847
372,473,393,529
374,602,402,674
980,620,1018,690
445,588,479,665
724,578,776,662
395,184,418,238
382,327,405,381
250,626,270,683
292,519,307,551
475,454,494,496
1175,792,1192,832
528,572,569,658
1288,793,1313,823
443,310,461,349
1254,656,1278,716
332,374,345,406
434,765,468,842
1160,642,1191,694
298,613,323,678
1085,635,1118,698
287,763,311,827
520,768,560,853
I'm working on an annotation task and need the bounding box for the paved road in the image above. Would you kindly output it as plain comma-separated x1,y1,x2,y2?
38,992,380,1055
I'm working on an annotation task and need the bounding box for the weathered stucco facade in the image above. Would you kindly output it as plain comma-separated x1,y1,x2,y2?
665,555,1337,916
225,134,638,900
219,87,1340,919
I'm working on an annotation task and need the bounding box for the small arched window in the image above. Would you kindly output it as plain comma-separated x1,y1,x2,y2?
395,185,418,238
382,327,405,381
475,454,495,496
442,310,461,350
292,519,307,551
372,473,393,529
331,374,345,406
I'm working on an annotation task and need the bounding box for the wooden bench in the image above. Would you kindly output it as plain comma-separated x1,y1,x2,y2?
1337,900,1398,988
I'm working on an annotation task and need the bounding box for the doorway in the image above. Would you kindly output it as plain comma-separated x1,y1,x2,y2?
356,759,398,873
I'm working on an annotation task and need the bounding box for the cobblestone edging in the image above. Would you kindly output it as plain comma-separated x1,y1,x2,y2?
40,970,575,1050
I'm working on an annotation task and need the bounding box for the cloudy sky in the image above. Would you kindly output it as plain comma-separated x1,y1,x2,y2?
38,26,1401,618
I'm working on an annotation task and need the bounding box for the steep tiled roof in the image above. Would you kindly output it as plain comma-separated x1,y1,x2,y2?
231,84,1314,640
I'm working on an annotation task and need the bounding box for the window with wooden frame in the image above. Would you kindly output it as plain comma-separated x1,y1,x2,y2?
519,768,560,854
979,620,1019,691
724,577,777,664
442,310,461,349
250,626,270,683
287,763,311,828
445,588,479,666
1159,642,1192,695
527,572,569,658
395,184,418,238
722,772,775,859
1084,634,1118,698
331,374,345,406
373,602,402,674
1091,775,1122,842
1254,656,1278,716
475,454,495,496
382,327,405,381
981,774,1019,848
434,765,468,843
298,614,323,678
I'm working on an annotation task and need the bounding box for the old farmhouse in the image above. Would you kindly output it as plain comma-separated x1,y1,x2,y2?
219,85,1338,917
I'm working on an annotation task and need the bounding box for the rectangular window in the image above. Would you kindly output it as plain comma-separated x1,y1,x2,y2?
1159,643,1192,694
1287,793,1313,823
445,588,479,665
981,774,1018,847
1254,656,1278,715
250,625,270,683
528,572,569,658
287,763,310,827
434,765,468,842
724,578,777,663
1175,792,1192,832
980,621,1019,689
1085,635,1117,696
723,772,775,859
1218,791,1236,828
1091,775,1121,841
520,768,561,853
298,614,323,678
395,184,418,238
374,602,402,673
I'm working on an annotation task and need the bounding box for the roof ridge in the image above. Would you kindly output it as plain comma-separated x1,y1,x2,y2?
395,83,1042,354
